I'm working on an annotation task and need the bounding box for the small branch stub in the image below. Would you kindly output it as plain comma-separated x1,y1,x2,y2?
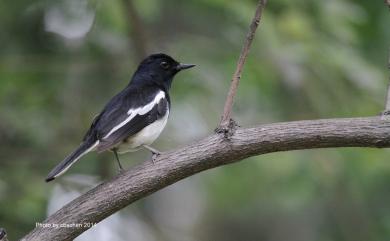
215,118,238,138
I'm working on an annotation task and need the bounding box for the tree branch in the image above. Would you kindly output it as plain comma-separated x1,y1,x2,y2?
22,117,390,241
218,0,267,131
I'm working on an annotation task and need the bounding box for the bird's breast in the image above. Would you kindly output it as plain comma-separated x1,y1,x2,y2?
116,110,169,154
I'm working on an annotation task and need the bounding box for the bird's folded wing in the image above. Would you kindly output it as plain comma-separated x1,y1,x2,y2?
82,87,163,140
95,91,168,152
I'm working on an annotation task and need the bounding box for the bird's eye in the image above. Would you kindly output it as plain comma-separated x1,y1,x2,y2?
160,61,170,69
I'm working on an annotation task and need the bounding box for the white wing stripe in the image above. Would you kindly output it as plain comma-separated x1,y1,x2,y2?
103,91,165,139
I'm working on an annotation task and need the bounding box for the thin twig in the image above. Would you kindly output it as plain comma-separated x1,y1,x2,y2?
121,0,148,59
218,0,267,131
385,49,390,108
381,48,390,119
384,0,390,115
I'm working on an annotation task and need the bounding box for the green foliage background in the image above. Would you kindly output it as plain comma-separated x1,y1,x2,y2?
0,0,389,240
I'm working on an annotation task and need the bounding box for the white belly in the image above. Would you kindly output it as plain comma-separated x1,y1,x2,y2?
116,111,169,153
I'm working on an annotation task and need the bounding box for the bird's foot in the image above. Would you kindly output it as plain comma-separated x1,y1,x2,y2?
380,110,390,120
381,110,390,116
117,165,125,173
143,145,162,164
151,153,160,164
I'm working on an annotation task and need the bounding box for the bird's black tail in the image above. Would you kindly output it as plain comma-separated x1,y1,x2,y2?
45,139,98,182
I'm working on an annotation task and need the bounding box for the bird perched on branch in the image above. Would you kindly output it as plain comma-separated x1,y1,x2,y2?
46,53,195,182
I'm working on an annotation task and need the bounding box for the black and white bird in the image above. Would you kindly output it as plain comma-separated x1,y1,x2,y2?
46,53,195,182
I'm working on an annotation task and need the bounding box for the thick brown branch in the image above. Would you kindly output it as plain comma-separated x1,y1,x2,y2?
219,0,267,130
22,116,390,241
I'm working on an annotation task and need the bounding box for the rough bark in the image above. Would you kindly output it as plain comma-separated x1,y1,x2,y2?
22,117,390,241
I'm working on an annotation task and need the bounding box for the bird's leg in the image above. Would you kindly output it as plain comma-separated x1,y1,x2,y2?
112,148,124,172
143,145,162,163
143,145,162,155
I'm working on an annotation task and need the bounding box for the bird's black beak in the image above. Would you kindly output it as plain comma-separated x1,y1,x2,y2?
176,63,196,71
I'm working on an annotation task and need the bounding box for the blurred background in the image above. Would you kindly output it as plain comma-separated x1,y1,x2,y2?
0,0,390,240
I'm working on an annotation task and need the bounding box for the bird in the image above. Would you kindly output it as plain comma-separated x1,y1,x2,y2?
45,53,195,182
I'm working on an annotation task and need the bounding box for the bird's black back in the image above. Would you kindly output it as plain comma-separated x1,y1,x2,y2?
82,53,181,144
83,84,170,144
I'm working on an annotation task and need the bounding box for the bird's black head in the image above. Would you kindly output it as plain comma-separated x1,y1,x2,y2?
131,53,195,91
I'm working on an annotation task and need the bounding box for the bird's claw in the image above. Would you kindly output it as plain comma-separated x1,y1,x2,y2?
142,145,162,164
151,152,161,164
118,166,125,173
382,110,390,115
380,110,390,120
